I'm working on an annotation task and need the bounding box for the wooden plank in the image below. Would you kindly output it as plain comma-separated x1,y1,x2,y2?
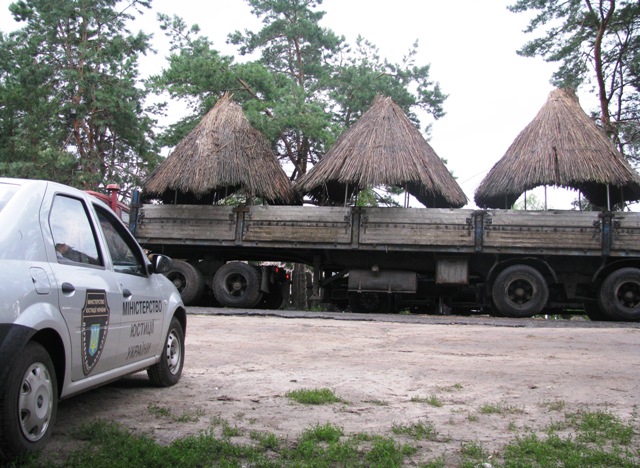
483,210,601,251
612,212,640,254
243,206,352,244
136,205,236,241
359,208,475,247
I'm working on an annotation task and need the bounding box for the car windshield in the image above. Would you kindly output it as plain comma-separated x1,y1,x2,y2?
0,183,19,213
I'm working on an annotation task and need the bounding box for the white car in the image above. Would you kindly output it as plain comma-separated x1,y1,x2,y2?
0,178,186,459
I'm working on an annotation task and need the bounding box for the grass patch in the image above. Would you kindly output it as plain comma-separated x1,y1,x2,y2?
147,404,204,423
209,415,242,438
147,403,171,418
392,419,439,441
410,394,443,407
250,430,281,450
570,410,634,445
31,420,414,468
13,408,639,467
286,387,344,405
437,383,464,392
539,399,566,412
460,441,492,467
364,399,389,406
502,409,638,467
479,402,524,415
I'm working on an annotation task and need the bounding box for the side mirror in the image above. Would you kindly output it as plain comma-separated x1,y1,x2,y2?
149,254,173,274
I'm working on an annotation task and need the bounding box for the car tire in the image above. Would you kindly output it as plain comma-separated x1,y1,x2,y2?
148,317,185,387
0,342,58,459
164,260,205,306
212,262,263,308
491,265,549,318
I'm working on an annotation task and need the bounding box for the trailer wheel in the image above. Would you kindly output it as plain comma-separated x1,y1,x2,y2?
491,265,548,318
0,342,57,458
349,292,389,313
583,301,613,321
260,288,285,310
165,260,205,305
598,267,640,321
213,262,263,308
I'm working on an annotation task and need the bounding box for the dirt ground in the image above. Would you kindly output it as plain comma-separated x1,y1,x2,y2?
49,311,640,465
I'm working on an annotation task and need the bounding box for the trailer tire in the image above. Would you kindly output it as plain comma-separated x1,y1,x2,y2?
213,262,263,308
260,288,285,310
598,267,640,321
165,260,205,306
583,301,613,321
0,342,57,458
349,292,389,314
492,265,548,318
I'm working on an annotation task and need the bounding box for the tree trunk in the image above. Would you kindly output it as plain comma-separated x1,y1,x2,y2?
291,263,309,310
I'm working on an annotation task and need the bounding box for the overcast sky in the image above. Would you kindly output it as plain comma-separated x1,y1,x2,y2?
1,0,593,208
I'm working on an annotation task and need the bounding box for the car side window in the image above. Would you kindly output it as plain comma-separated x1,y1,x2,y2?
50,195,102,266
95,206,146,276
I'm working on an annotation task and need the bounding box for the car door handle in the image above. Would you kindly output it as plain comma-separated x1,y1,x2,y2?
122,288,132,298
61,282,75,293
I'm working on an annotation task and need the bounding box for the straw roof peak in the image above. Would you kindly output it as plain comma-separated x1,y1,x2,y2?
474,87,640,209
144,93,293,204
295,94,467,208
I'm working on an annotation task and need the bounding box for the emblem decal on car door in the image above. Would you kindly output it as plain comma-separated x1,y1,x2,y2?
81,289,110,375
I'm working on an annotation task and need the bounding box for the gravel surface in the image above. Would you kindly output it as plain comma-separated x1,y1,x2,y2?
48,310,640,465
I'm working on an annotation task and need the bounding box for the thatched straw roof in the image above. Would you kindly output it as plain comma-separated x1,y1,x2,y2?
294,95,467,208
474,88,640,209
144,94,293,204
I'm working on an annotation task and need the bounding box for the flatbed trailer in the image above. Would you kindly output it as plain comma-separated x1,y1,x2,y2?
132,204,640,321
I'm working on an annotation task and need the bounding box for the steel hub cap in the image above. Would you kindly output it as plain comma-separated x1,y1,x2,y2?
508,280,533,305
19,363,53,442
166,331,181,374
617,282,640,309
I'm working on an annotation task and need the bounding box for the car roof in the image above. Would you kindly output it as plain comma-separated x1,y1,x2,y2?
0,177,112,212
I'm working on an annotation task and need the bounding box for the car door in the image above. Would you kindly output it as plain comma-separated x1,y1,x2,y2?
45,193,124,381
92,204,167,367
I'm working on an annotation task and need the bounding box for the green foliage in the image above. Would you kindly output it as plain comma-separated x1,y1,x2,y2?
503,409,637,467
330,36,446,132
300,422,344,443
479,402,525,415
285,387,344,405
391,419,439,441
151,0,447,192
410,394,443,407
0,0,159,194
352,186,404,207
512,193,545,210
509,0,640,163
570,410,634,445
539,399,567,412
147,403,204,423
459,441,491,468
249,430,281,450
18,409,640,467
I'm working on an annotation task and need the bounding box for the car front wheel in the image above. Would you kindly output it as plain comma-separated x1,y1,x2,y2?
148,317,185,387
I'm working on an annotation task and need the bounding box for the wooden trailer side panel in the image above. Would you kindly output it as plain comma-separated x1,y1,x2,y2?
359,208,476,249
612,212,640,255
482,210,601,253
243,206,352,245
137,205,236,241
